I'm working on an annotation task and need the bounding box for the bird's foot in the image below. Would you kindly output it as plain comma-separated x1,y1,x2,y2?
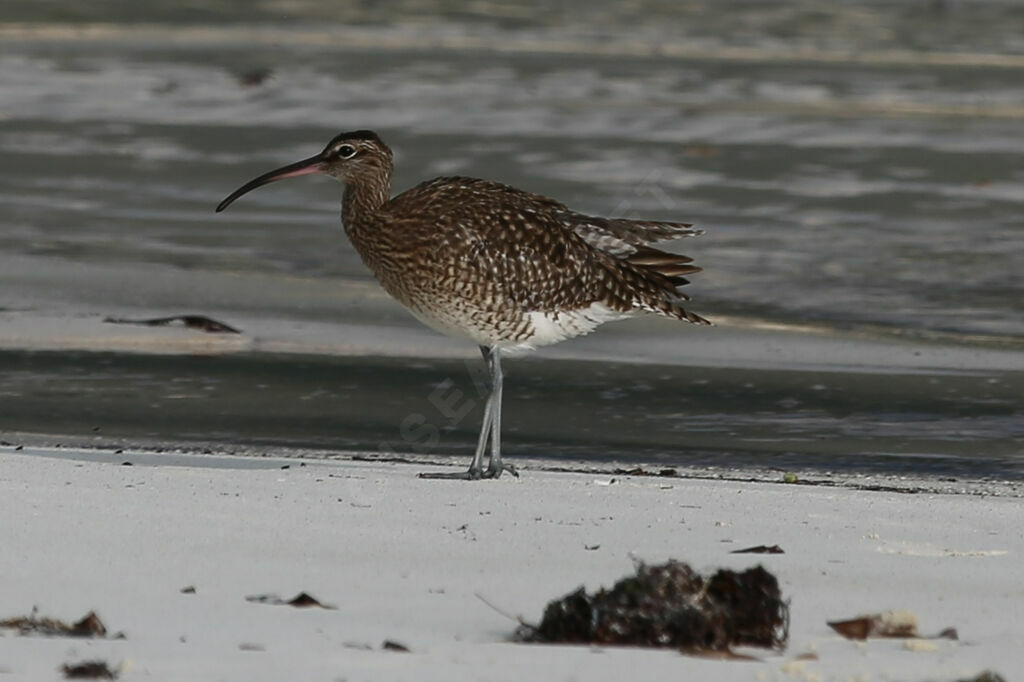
418,463,518,480
487,463,519,479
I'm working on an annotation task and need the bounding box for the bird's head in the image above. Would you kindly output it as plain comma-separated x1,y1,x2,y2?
215,130,392,212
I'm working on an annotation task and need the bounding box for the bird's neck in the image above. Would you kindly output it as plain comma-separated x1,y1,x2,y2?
342,174,391,232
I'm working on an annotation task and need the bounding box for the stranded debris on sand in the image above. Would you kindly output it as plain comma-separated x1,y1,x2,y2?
103,315,240,334
517,559,788,654
382,640,411,652
0,609,119,638
731,544,785,554
612,467,679,478
245,592,335,609
827,610,957,641
957,674,1007,682
60,660,118,679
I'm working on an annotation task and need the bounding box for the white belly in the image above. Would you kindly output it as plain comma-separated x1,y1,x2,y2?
518,303,629,348
405,299,630,351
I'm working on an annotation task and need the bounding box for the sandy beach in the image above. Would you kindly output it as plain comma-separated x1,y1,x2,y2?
2,3,1023,679
0,445,1018,681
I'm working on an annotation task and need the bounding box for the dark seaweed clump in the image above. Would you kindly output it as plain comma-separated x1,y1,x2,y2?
60,660,118,679
0,610,109,638
518,560,788,651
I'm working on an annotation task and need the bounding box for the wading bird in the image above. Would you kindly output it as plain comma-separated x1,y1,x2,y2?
216,131,709,479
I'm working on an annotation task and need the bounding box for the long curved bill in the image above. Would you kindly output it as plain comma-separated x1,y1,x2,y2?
215,154,327,212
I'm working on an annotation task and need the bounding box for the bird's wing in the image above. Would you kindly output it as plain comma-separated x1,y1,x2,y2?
567,215,703,257
385,177,708,324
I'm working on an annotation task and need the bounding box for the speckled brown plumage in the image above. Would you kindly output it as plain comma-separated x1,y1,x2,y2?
216,130,709,479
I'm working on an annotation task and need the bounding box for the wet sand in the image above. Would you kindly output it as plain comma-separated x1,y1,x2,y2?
1,307,1022,480
0,446,1018,681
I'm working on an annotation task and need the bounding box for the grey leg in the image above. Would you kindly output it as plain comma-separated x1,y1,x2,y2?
483,347,516,478
419,346,510,480
466,364,495,475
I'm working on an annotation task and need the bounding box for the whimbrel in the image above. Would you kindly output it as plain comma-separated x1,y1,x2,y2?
216,130,709,479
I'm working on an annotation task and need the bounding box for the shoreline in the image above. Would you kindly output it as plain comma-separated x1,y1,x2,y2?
4,442,1022,499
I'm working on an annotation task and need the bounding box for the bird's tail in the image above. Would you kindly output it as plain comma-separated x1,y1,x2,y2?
608,230,710,326
629,255,711,325
625,245,703,292
571,214,710,325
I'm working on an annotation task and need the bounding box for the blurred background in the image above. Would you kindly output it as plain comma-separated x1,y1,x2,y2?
1,1,1022,479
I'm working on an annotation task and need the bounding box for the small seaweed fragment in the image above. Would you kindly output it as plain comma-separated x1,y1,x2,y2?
288,592,329,608
237,67,273,86
103,315,240,334
827,610,957,641
957,673,1006,682
70,612,108,637
731,545,784,554
828,610,916,639
610,467,678,478
0,609,110,638
245,592,335,609
517,559,788,652
59,660,117,679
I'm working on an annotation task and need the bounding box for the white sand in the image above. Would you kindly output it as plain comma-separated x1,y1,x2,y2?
0,446,1019,681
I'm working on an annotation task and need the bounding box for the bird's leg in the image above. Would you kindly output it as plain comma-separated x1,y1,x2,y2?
466,361,495,476
483,347,516,479
419,346,500,480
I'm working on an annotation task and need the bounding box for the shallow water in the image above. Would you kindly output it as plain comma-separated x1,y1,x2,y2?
0,2,1022,477
1,350,1021,479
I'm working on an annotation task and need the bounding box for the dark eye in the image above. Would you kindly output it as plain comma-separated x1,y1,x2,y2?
336,144,357,159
